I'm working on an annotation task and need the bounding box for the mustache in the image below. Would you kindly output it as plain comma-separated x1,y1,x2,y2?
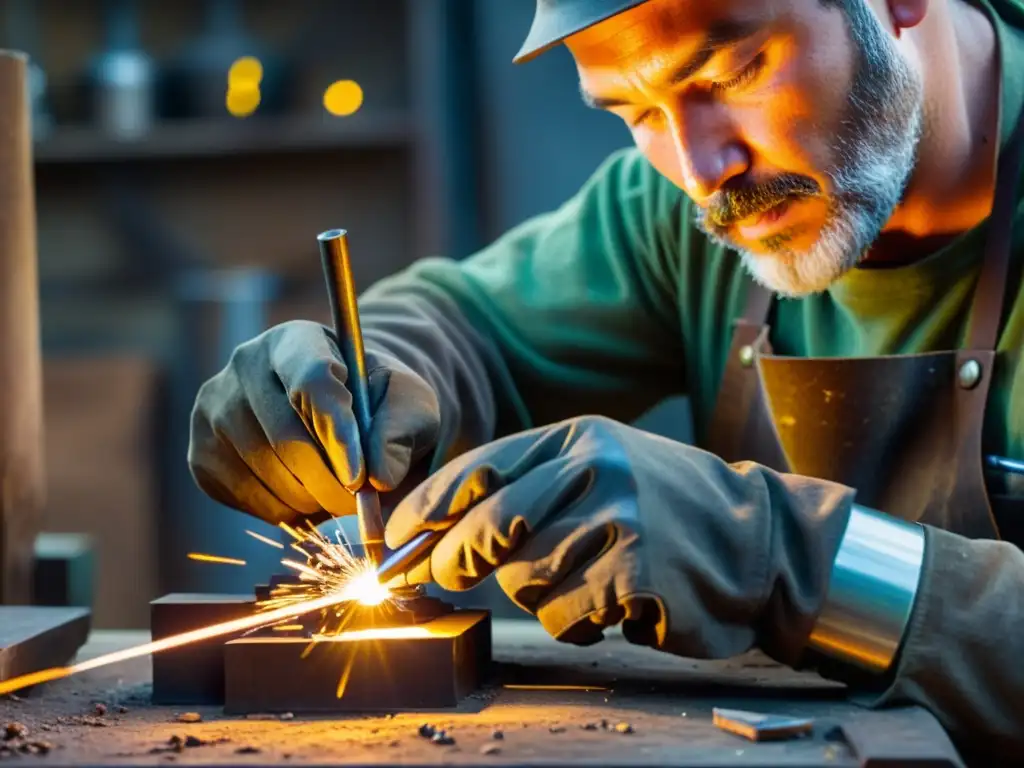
704,174,821,228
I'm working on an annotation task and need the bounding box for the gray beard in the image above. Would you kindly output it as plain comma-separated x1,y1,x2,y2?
695,0,925,297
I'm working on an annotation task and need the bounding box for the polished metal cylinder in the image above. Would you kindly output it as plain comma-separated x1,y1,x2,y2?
376,529,441,587
317,229,385,565
807,504,925,672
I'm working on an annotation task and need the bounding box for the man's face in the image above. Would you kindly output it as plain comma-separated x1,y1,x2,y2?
567,0,924,296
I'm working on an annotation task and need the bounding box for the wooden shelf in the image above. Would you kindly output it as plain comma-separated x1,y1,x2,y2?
33,111,415,165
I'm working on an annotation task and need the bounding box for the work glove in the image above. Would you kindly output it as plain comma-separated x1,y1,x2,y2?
385,415,854,664
188,319,441,526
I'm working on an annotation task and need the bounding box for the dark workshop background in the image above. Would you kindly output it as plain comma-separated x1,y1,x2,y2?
5,0,689,628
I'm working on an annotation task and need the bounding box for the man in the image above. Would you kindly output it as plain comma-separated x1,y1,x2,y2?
187,0,1024,758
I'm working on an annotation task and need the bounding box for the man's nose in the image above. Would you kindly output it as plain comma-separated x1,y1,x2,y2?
668,106,748,203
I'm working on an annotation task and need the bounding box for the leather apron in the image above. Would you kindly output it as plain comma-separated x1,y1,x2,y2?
706,105,1024,545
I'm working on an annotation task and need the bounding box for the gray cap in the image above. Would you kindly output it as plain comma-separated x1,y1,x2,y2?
514,0,652,63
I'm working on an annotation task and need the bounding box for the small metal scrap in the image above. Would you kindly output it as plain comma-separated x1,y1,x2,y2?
712,708,813,742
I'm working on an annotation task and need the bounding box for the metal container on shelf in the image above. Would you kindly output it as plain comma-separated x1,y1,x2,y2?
85,0,156,139
160,0,290,121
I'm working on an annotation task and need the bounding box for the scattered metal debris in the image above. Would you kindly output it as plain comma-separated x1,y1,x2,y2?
0,738,52,759
150,734,229,755
430,730,455,746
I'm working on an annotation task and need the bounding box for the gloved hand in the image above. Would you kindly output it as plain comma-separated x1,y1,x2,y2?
188,320,441,526
385,415,854,663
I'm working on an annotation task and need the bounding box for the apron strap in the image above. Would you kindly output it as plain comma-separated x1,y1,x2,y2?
741,280,774,326
967,103,1024,350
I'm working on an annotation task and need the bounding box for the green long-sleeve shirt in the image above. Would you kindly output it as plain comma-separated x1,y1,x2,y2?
368,0,1024,464
356,0,1024,759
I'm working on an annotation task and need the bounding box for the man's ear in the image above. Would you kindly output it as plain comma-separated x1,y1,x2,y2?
886,0,928,32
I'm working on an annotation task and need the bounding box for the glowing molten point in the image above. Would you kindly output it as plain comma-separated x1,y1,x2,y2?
343,570,389,607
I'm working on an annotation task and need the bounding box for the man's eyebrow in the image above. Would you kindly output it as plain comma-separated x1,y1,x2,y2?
580,19,762,110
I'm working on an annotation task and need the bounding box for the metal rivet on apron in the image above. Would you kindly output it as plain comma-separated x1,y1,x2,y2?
958,359,982,389
739,345,755,367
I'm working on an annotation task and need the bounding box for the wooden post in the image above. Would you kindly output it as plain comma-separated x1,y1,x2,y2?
0,50,44,604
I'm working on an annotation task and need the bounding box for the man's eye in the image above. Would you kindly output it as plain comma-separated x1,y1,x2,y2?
710,52,767,93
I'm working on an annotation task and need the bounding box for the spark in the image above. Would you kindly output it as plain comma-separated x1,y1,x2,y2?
187,553,246,566
259,521,396,635
0,519,399,697
245,529,284,549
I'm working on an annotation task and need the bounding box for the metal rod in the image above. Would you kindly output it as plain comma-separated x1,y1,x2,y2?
985,454,1024,475
317,229,385,566
375,529,441,587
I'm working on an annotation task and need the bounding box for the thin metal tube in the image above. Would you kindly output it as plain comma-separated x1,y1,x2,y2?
375,529,441,586
985,454,1024,475
317,229,385,566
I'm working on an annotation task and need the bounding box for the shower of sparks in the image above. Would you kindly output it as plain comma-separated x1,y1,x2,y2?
187,553,247,566
257,519,398,637
0,519,399,697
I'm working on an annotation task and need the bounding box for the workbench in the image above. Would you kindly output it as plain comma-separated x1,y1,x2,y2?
0,620,963,767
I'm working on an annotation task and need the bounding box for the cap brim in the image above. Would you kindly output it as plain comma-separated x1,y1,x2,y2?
513,0,651,64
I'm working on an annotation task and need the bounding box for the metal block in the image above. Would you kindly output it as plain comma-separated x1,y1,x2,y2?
150,593,254,705
33,533,94,609
223,609,492,714
0,607,90,684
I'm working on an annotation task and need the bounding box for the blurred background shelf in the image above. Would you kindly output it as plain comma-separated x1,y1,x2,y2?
34,111,415,163
5,0,633,627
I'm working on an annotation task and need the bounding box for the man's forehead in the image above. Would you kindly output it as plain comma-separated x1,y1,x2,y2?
566,0,775,64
